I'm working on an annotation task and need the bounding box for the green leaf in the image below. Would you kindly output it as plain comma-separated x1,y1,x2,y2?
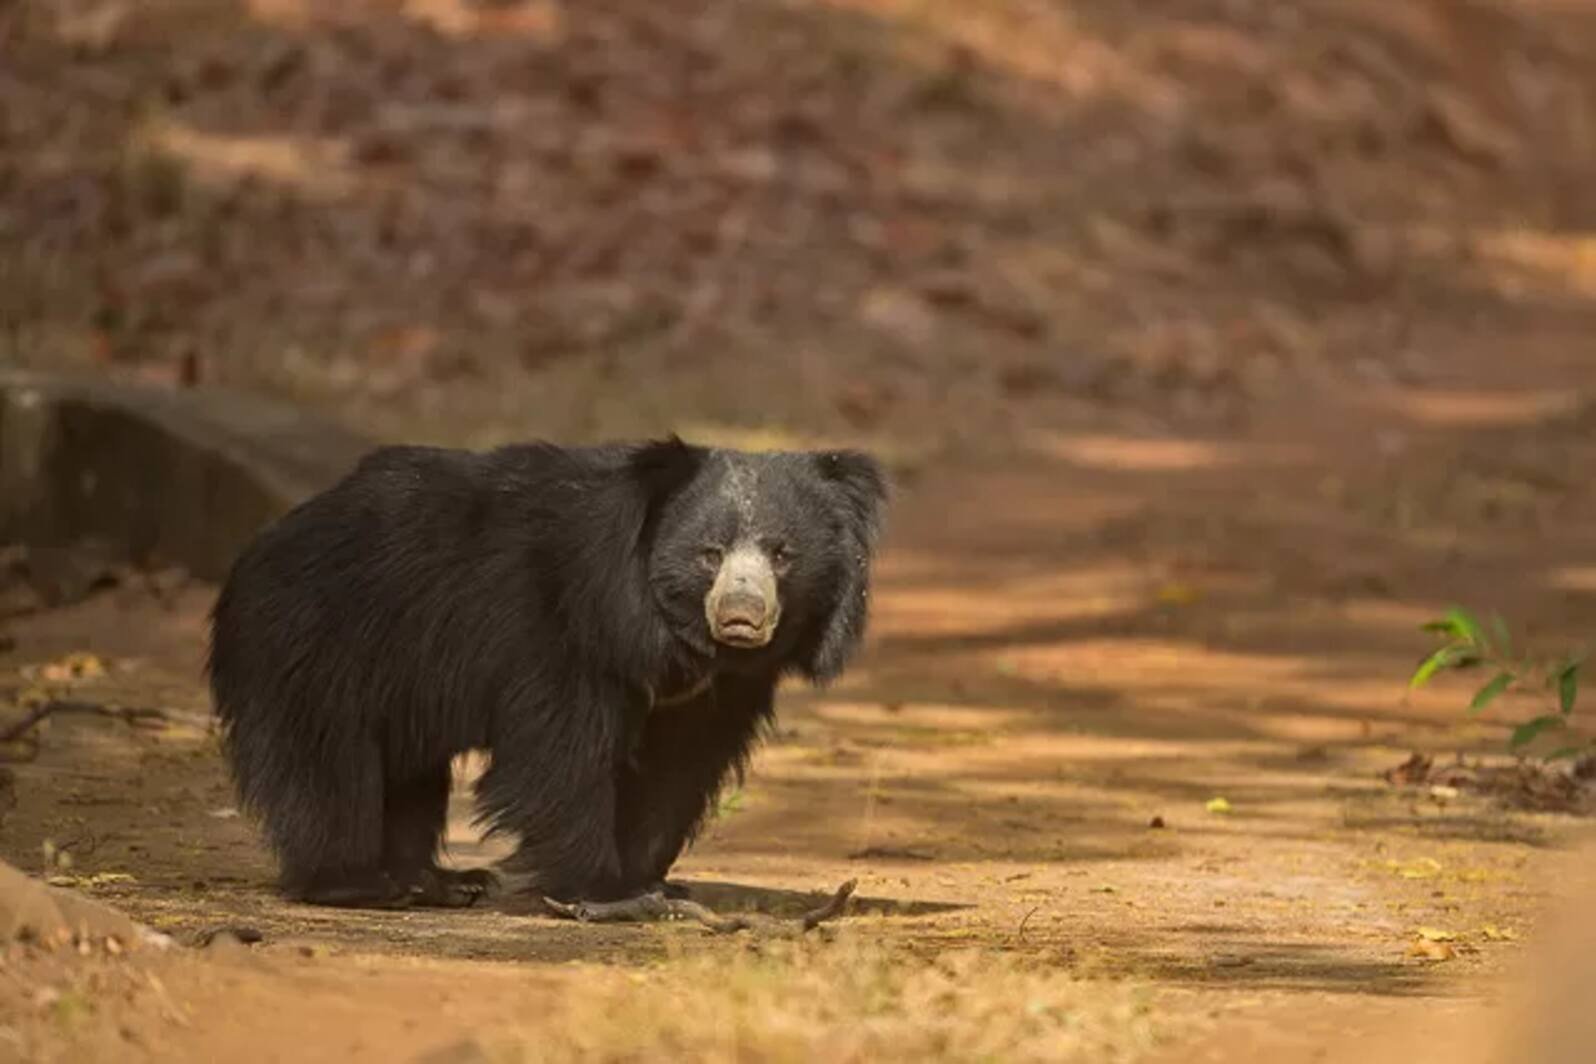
1555,659,1581,716
1468,671,1515,714
1489,613,1512,656
714,789,746,817
1410,645,1466,689
1409,643,1484,688
1545,746,1589,761
1450,607,1484,642
1426,607,1484,646
1509,715,1567,750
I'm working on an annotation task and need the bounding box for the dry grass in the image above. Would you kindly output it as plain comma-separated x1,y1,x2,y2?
477,938,1170,1063
0,934,1178,1064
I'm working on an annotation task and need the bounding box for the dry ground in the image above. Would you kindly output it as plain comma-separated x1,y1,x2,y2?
3,325,1596,1059
5,0,1596,1059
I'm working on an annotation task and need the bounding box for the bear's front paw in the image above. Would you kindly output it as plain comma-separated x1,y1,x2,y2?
410,867,499,908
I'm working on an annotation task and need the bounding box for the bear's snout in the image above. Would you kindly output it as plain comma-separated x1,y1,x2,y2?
718,588,768,626
706,546,780,648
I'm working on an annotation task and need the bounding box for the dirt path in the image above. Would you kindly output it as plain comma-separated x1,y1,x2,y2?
6,0,1596,1057
3,317,1594,1061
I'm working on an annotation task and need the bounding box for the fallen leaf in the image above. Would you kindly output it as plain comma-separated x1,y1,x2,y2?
38,651,107,684
1205,797,1233,815
1414,926,1456,942
86,872,137,886
1479,924,1517,942
1157,582,1202,606
1210,954,1254,968
1382,752,1432,786
1406,939,1456,962
1386,856,1443,880
17,685,51,709
47,871,137,889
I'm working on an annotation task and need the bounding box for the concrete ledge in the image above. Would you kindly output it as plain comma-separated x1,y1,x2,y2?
0,369,371,581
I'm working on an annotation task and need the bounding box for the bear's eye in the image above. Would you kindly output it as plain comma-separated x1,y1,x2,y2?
770,543,793,569
699,546,724,571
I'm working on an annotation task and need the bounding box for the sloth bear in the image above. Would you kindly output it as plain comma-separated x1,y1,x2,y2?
207,437,887,909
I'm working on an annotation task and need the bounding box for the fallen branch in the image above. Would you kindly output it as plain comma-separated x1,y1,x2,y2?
542,892,750,934
193,925,266,948
0,699,168,744
800,879,856,931
0,703,54,745
1014,905,1040,943
664,898,752,934
847,845,934,861
544,879,858,936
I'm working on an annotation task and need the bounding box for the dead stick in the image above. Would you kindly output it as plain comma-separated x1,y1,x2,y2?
663,899,751,934
1,700,167,743
541,893,669,923
542,893,749,934
544,879,857,934
800,879,857,931
0,703,55,744
193,925,266,948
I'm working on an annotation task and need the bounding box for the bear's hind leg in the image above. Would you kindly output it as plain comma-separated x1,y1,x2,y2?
291,868,413,909
270,743,409,908
382,763,496,908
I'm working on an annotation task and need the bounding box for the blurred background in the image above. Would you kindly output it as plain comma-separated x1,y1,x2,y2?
6,0,1594,459
3,5,1596,1060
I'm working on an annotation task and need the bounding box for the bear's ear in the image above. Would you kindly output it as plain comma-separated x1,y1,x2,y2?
801,449,890,684
628,435,706,504
816,449,889,543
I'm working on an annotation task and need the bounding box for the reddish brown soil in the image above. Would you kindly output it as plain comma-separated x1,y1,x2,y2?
5,0,1596,1059
4,328,1596,1058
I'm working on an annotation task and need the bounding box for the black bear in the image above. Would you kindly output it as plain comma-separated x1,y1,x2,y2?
207,437,887,909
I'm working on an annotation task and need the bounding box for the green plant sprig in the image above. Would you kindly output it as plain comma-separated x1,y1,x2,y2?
1409,607,1587,757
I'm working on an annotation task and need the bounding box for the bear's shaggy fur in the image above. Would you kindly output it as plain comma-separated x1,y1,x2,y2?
207,437,886,908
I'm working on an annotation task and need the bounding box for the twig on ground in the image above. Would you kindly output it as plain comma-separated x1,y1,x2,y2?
800,879,856,931
1015,905,1040,942
542,892,750,933
193,925,266,948
661,898,751,933
540,892,665,922
54,832,102,860
847,845,934,861
0,703,55,745
0,699,168,744
543,878,858,935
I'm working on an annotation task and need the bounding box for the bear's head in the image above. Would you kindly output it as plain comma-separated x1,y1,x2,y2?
634,439,888,684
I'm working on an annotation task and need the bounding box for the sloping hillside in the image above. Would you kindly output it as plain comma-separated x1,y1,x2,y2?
3,0,1594,452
